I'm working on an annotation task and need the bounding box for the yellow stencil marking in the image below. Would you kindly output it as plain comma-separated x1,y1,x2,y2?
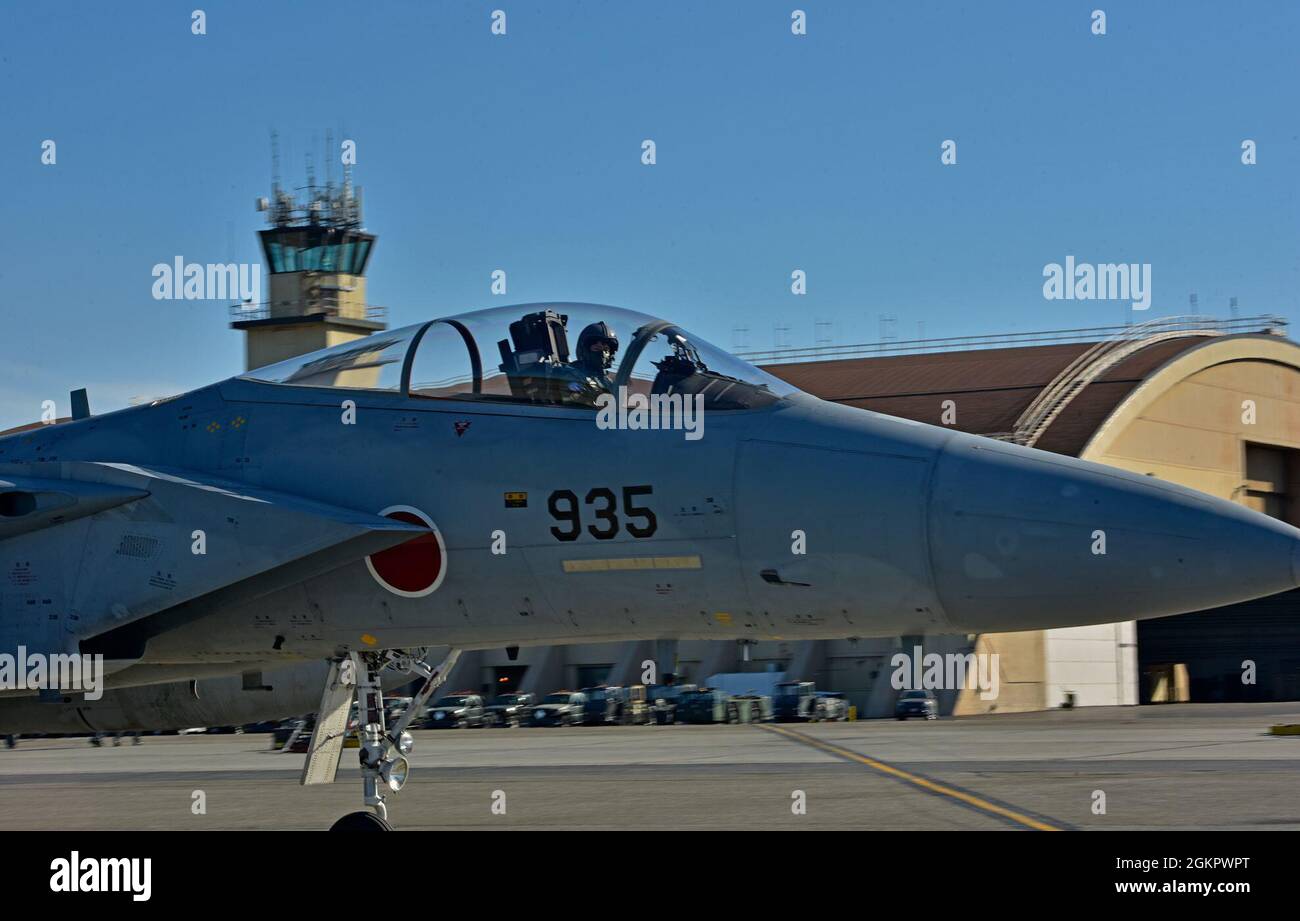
563,555,702,573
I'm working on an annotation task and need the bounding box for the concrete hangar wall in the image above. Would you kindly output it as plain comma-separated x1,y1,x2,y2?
446,322,1300,717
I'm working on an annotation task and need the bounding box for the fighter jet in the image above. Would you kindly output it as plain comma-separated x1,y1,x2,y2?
2,302,1297,828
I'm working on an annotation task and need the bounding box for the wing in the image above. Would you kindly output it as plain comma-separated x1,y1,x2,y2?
0,461,426,666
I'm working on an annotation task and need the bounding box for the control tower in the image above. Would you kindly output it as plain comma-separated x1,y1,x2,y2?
230,142,386,370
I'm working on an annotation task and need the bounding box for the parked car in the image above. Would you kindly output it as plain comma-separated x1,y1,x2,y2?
894,689,938,720
384,696,415,726
423,693,489,728
484,693,536,727
527,691,586,727
240,720,283,734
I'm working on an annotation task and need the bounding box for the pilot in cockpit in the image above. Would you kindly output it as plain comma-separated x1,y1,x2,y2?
567,321,619,401
498,310,619,406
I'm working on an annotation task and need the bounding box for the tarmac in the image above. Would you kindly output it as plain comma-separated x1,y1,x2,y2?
0,702,1297,830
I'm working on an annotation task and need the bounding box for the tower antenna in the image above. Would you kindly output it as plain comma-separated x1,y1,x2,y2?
342,124,356,226
270,130,281,197
325,129,334,222
305,144,318,224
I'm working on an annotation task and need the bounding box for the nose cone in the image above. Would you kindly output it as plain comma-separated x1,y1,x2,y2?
928,436,1300,633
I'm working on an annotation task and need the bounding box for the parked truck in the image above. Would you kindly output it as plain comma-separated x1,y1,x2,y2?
578,686,625,726
648,683,695,725
621,685,654,725
674,687,739,724
528,690,587,727
773,681,848,722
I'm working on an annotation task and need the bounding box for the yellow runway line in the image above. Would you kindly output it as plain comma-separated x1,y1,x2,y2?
760,723,1064,831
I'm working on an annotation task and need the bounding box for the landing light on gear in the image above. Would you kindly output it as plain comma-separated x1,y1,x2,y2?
380,755,410,792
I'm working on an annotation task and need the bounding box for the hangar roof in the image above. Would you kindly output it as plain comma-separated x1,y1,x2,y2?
761,322,1287,457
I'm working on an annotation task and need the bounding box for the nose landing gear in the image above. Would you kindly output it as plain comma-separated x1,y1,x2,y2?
301,647,462,831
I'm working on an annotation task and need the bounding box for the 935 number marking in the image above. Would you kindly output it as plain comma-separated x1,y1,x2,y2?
548,485,657,541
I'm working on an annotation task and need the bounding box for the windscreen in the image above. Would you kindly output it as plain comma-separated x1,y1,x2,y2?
240,324,425,391
411,303,798,410
239,304,801,411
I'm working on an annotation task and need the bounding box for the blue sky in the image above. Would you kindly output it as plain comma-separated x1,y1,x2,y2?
2,1,1298,427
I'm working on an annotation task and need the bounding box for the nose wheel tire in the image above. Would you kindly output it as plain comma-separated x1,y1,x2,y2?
330,810,393,832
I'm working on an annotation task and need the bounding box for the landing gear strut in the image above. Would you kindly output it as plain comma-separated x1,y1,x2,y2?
302,647,462,831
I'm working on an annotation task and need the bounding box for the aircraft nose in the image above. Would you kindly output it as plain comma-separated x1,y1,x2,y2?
927,436,1300,633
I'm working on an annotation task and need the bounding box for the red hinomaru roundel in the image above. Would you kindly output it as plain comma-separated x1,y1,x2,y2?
365,505,447,597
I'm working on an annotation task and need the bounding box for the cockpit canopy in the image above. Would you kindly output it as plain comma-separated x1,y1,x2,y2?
239,303,797,411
